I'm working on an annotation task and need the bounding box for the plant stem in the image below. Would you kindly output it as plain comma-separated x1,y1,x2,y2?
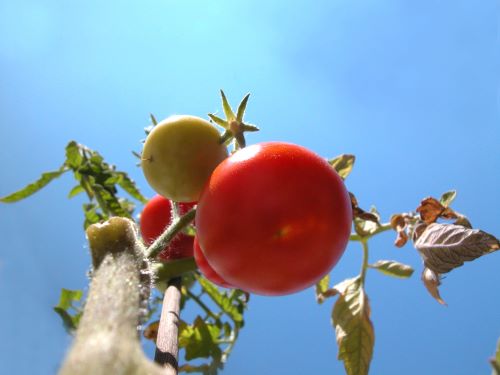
349,222,392,242
59,217,167,375
146,208,196,259
221,326,239,363
360,240,369,286
185,289,219,320
154,277,182,373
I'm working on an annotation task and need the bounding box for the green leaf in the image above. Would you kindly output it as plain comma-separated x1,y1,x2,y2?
150,113,158,126
220,90,235,121
0,167,68,203
369,260,414,278
236,93,250,122
197,276,243,324
93,185,131,218
54,289,83,333
83,203,104,229
332,277,374,375
114,172,148,204
56,288,83,310
439,190,457,207
328,154,356,180
208,113,228,129
65,141,83,169
316,274,330,294
180,317,222,361
68,185,85,198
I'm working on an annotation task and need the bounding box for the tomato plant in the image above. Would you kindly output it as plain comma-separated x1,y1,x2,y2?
193,236,233,288
195,142,353,295
141,115,228,202
2,91,498,375
140,194,196,261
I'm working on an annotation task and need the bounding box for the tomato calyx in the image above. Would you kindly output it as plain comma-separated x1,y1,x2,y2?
208,90,259,150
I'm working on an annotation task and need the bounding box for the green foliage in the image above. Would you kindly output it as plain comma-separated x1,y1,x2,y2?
328,154,355,180
53,288,84,333
176,276,249,374
0,141,147,228
368,260,414,279
332,277,374,375
439,190,457,207
0,167,69,203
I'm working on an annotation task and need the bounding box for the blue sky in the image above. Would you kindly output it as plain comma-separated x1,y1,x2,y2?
0,1,498,374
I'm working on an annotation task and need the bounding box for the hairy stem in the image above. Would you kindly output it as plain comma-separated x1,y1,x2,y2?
58,217,169,375
146,209,196,259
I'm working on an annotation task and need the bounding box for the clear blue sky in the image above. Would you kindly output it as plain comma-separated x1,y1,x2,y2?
0,1,498,374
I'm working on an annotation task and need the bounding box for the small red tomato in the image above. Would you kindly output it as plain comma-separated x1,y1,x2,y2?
195,142,352,296
193,236,232,288
140,195,196,261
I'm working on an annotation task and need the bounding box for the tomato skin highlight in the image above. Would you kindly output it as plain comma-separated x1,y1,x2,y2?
140,195,195,261
195,142,352,296
193,236,233,288
141,115,228,202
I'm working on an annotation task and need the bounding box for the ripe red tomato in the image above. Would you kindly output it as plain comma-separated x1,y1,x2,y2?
193,236,232,288
195,142,352,295
140,195,196,261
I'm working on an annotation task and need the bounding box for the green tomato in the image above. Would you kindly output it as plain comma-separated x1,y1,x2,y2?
141,115,228,202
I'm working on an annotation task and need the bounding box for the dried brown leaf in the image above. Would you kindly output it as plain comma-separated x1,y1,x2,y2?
395,230,409,247
414,223,499,274
416,197,459,224
421,268,446,305
412,222,428,242
390,214,409,247
416,197,445,224
390,214,406,231
143,320,159,341
454,215,473,229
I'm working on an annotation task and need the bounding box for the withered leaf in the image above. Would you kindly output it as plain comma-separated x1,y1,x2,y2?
414,223,499,274
390,214,406,231
390,214,409,247
332,277,374,375
143,320,160,341
421,267,446,305
395,230,409,247
416,197,447,224
349,193,379,223
454,215,473,229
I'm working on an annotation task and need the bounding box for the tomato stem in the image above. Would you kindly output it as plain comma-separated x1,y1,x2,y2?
184,288,219,320
349,222,392,242
360,240,370,286
146,208,196,259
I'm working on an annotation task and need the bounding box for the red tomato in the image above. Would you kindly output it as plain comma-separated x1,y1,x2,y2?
195,142,352,296
140,195,196,261
193,236,233,288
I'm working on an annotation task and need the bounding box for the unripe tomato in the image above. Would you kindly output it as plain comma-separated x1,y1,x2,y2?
141,115,228,202
140,195,196,261
193,236,232,288
195,142,352,296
